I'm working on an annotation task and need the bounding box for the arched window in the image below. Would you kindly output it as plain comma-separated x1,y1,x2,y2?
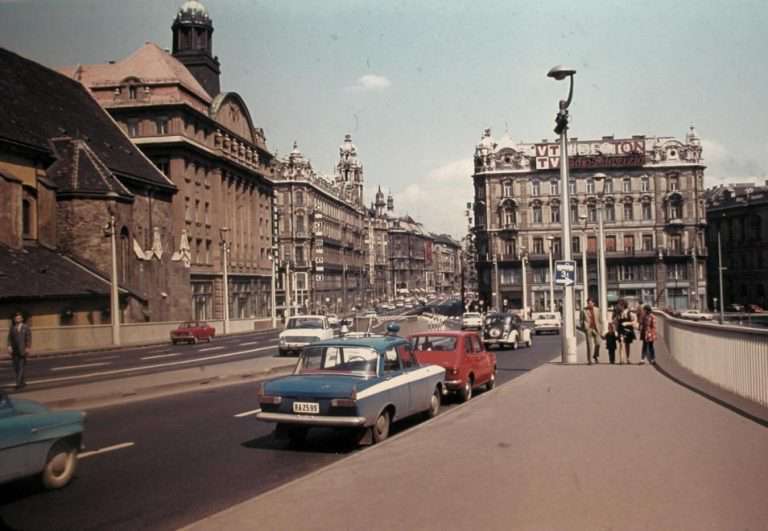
502,181,512,197
502,208,516,226
295,214,305,234
586,179,595,194
640,175,650,192
532,205,542,224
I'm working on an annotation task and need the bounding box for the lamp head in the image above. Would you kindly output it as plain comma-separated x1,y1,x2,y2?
592,172,607,182
579,215,588,223
547,65,576,81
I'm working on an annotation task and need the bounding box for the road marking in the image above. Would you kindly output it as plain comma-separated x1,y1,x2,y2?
141,353,182,361
90,355,120,362
26,344,279,385
80,442,135,459
239,341,261,346
198,346,225,352
51,362,111,371
233,408,262,418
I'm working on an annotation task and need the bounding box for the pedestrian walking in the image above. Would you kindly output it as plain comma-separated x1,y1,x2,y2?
582,298,603,364
7,312,31,389
615,302,636,364
605,322,618,364
640,304,657,364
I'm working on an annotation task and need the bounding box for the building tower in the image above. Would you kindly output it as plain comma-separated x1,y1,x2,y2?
374,186,386,217
387,190,394,212
171,0,221,98
336,133,364,206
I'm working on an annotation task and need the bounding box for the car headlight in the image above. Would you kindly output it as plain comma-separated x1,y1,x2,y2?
279,337,286,345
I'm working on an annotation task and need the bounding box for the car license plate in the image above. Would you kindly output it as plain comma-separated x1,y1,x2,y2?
293,401,319,414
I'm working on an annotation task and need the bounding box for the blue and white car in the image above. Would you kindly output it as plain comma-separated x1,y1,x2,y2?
256,329,445,445
0,391,86,489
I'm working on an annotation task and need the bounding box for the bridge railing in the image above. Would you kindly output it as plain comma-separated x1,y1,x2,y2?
656,312,768,407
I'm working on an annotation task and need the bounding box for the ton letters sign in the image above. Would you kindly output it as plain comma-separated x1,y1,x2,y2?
535,138,645,170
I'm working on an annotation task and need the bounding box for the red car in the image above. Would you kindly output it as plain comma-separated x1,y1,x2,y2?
408,331,496,402
170,321,216,344
746,304,765,314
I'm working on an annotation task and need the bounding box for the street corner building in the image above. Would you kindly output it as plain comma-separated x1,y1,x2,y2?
0,46,190,337
470,127,708,312
57,0,276,325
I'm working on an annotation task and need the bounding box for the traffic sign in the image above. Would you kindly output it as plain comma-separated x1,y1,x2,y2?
555,260,576,286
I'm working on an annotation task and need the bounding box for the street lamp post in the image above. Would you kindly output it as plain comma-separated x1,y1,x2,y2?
493,254,500,312
548,64,578,363
592,173,609,332
220,227,231,335
521,249,529,319
104,213,120,346
269,252,277,328
717,227,726,323
546,236,555,313
579,215,588,313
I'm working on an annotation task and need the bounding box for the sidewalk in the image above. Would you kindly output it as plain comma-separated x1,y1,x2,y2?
186,338,768,530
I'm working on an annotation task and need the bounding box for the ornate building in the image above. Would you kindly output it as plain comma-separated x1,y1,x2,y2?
0,47,189,326
272,137,368,314
431,234,462,294
472,127,707,312
705,182,768,310
61,0,276,322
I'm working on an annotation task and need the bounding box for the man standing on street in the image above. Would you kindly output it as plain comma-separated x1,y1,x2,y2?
7,312,31,390
582,298,603,365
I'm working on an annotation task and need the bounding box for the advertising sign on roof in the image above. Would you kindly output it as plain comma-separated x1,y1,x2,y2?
535,138,646,171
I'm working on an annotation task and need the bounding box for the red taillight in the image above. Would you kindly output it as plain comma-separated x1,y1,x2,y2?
330,398,356,408
259,395,282,405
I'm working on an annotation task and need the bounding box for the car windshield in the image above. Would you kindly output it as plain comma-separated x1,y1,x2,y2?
412,335,457,352
296,346,379,376
286,317,324,329
485,315,507,326
463,313,480,319
536,314,558,320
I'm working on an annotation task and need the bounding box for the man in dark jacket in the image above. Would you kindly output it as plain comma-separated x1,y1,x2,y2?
7,312,31,389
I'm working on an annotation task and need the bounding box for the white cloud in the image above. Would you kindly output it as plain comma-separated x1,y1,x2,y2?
394,158,474,238
344,74,392,92
701,137,767,187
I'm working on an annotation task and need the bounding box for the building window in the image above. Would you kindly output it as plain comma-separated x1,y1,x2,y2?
127,121,139,137
156,118,169,135
605,235,616,252
204,202,210,226
153,159,170,176
551,205,560,223
670,235,682,252
551,180,559,195
194,199,200,224
296,190,304,206
532,206,542,224
503,208,516,226
641,176,649,192
128,85,138,99
296,215,305,234
570,205,578,223
669,176,679,191
22,199,32,237
624,235,635,254
604,178,613,194
572,237,580,253
532,181,540,197
503,181,512,197
503,239,516,257
586,179,595,194
569,180,576,194
552,238,562,259
623,178,631,193
184,197,191,222
533,238,544,254
588,204,597,223
587,236,597,254
605,203,615,222
642,203,652,220
624,203,633,221
642,234,653,251
205,240,212,264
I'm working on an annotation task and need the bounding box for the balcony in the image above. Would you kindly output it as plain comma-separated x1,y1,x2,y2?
666,218,685,229
498,223,519,234
497,254,518,262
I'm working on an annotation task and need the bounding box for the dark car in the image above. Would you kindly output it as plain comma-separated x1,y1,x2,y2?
725,303,745,313
482,313,533,350
170,321,216,344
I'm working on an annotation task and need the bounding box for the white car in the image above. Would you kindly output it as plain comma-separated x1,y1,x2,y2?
680,309,714,321
278,315,335,356
460,312,483,330
532,312,561,335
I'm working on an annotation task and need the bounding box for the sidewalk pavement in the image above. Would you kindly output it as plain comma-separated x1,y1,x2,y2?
186,334,768,530
16,315,426,410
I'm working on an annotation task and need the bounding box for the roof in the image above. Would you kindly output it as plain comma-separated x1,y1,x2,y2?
0,244,128,301
60,42,212,104
0,47,175,191
312,335,407,352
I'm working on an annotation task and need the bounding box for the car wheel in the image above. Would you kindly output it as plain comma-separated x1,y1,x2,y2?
425,387,441,419
527,339,532,348
372,410,391,443
41,440,78,489
191,336,198,345
459,378,473,402
511,338,518,350
486,369,496,390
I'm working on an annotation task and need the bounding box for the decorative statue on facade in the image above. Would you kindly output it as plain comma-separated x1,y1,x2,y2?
474,128,497,171
171,228,192,267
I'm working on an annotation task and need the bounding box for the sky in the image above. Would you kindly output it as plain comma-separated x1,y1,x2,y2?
1,0,767,238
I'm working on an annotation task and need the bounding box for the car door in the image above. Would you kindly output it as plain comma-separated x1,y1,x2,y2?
381,347,411,420
398,343,427,415
0,399,33,482
470,334,490,383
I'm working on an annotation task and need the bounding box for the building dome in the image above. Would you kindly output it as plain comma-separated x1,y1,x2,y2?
178,0,209,18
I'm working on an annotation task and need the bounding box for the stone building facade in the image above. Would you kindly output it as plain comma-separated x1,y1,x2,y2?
61,1,275,322
0,47,189,326
472,127,707,312
431,234,462,294
705,182,768,310
272,138,368,314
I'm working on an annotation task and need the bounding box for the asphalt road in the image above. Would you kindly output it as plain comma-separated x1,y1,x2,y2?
0,332,562,531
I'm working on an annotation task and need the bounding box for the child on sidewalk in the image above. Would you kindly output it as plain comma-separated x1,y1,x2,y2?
605,322,619,364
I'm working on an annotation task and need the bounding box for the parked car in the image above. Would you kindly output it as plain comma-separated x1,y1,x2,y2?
680,309,714,321
532,312,561,334
746,304,765,314
170,321,215,344
408,331,495,402
256,329,445,445
278,315,335,356
460,312,483,330
0,391,86,489
725,303,745,313
482,312,533,350
326,314,340,327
